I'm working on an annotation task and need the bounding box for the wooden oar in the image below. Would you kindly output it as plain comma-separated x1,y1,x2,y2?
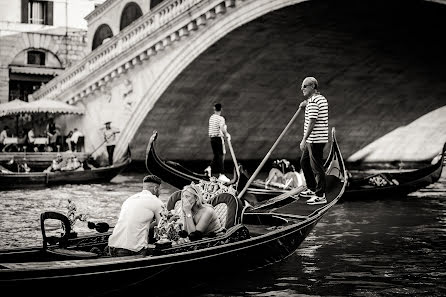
86,131,120,159
226,138,240,181
251,186,305,211
237,107,303,199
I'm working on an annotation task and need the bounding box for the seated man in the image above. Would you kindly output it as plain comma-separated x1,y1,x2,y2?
106,175,165,257
181,183,225,241
44,153,65,172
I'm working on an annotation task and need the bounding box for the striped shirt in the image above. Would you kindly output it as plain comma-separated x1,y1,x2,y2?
208,114,226,137
304,93,329,143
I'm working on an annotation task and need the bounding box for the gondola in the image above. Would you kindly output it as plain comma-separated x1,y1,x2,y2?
251,142,446,199
145,128,343,203
0,134,347,296
0,148,131,190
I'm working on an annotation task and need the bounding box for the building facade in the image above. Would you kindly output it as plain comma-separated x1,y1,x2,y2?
0,0,105,104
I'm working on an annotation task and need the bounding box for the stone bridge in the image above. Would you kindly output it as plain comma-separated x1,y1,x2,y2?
31,0,446,165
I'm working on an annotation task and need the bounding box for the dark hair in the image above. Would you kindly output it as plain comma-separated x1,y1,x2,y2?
143,175,162,185
4,126,9,129
214,103,222,111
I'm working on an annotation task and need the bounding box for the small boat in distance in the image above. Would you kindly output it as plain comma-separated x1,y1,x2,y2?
0,148,131,190
250,142,446,200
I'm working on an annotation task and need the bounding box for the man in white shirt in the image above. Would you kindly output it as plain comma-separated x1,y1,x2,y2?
71,128,83,152
102,121,120,166
107,175,165,257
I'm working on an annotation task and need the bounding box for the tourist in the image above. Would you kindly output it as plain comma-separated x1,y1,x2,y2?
71,128,83,152
106,175,165,257
298,77,329,205
46,118,60,151
206,103,231,183
44,153,65,172
27,127,38,152
0,126,9,152
181,183,225,241
60,154,82,171
65,130,73,151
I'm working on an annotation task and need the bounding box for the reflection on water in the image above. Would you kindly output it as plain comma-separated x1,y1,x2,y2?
1,171,446,296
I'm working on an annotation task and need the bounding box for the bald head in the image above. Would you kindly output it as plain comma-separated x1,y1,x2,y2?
301,77,318,90
301,76,319,98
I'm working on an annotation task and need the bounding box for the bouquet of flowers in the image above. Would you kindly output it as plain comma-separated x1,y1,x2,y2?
154,206,188,245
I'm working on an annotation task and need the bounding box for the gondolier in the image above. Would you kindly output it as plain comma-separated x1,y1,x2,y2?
206,103,231,183
298,77,329,205
102,121,120,166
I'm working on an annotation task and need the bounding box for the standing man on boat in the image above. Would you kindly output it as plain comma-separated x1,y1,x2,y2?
298,77,329,205
206,103,231,183
107,175,165,256
102,121,120,166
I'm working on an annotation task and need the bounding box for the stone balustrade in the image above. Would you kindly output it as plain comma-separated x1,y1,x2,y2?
31,0,237,104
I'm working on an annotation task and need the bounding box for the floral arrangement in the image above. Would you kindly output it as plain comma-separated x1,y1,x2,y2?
65,199,88,232
154,206,188,245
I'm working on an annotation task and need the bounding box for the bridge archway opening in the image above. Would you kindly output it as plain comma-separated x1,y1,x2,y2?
92,24,114,50
120,2,143,31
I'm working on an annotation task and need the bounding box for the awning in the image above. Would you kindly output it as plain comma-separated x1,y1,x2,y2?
0,99,29,117
9,66,63,76
0,98,84,117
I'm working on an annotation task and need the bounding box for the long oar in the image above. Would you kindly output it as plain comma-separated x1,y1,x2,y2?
237,107,303,199
85,139,107,159
227,138,240,180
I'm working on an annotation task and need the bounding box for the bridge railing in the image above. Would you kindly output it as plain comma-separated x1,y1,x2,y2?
31,0,231,102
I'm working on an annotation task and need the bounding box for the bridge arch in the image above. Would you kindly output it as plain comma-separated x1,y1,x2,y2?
114,0,308,159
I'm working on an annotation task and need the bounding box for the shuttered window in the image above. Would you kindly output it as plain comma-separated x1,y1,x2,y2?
27,1,53,25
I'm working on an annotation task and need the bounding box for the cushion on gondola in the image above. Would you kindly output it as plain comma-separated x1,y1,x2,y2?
210,193,243,229
166,190,182,212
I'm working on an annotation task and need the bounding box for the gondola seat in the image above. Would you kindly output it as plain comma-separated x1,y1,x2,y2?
209,193,244,229
166,190,182,213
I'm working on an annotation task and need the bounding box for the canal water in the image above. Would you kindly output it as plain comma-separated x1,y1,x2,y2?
1,169,445,297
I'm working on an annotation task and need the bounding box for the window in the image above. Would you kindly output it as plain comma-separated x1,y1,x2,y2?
28,1,46,24
24,0,53,25
27,51,46,65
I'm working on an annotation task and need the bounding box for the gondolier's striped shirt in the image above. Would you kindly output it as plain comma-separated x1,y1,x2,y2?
304,93,328,143
208,114,226,137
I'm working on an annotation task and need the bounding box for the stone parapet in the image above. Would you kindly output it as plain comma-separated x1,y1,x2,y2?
31,0,244,104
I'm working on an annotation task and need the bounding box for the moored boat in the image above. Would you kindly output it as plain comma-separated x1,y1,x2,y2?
0,148,131,190
250,142,446,199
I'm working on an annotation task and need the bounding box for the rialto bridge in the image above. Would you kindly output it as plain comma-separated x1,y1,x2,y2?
31,0,446,165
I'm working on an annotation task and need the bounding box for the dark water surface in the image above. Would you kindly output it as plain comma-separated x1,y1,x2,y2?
1,170,445,297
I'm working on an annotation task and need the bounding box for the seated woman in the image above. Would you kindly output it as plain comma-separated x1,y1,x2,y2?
181,184,225,241
44,153,65,172
61,155,83,171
